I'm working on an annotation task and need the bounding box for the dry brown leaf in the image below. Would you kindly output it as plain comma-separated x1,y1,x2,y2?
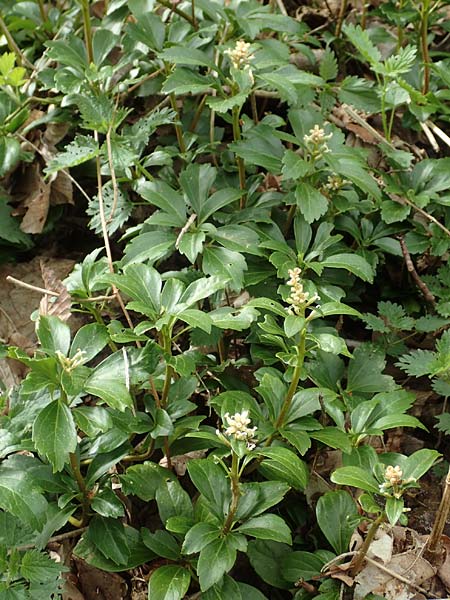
51,170,73,205
354,550,435,600
39,261,72,321
159,450,207,476
437,536,450,589
43,121,70,147
19,177,51,234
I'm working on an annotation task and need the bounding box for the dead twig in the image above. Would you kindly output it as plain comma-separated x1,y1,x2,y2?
398,235,436,307
16,526,88,552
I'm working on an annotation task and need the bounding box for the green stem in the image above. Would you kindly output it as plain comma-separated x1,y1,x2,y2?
380,86,390,141
69,452,90,526
284,204,297,236
37,0,49,25
335,0,348,38
275,330,306,429
169,92,187,154
157,0,197,28
232,105,246,209
420,1,431,94
427,465,450,554
160,329,174,407
350,513,384,576
80,0,94,64
191,0,197,29
222,452,240,534
0,14,31,68
189,93,207,132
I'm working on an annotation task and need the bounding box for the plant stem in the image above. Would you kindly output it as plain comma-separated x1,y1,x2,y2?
335,0,348,38
232,105,246,208
160,329,174,407
37,0,49,25
275,330,306,429
157,0,198,28
169,92,187,154
0,14,33,68
420,0,431,94
80,0,94,64
69,452,90,526
350,513,384,576
427,465,450,554
284,204,297,235
191,0,197,29
222,452,240,534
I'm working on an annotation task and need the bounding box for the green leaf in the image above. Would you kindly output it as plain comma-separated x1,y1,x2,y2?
156,479,194,524
206,93,248,113
85,351,134,411
385,497,404,525
321,253,374,283
37,316,71,357
162,67,215,95
159,46,217,70
203,247,245,290
0,458,48,531
330,466,380,494
282,150,311,180
403,449,440,481
122,231,176,265
70,323,109,362
120,462,169,501
316,491,359,553
230,125,284,173
182,522,221,554
88,516,130,564
295,182,329,224
197,536,238,591
177,309,212,333
310,427,352,453
0,196,32,246
343,23,382,66
347,345,395,394
126,13,165,51
147,565,191,600
257,447,309,490
202,575,242,600
237,514,292,544
137,180,186,227
73,406,113,437
20,549,64,583
0,136,20,177
200,189,242,223
107,263,161,317
45,135,99,174
187,459,230,518
247,540,291,589
283,551,326,582
141,529,179,560
234,481,290,521
87,184,133,235
319,48,338,81
74,524,152,572
32,400,77,472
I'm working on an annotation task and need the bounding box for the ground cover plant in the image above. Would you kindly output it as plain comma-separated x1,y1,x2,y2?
2,0,450,598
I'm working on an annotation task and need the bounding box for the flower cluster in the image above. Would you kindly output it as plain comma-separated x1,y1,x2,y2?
225,40,254,71
323,174,348,193
55,348,86,373
217,410,257,450
286,267,319,315
378,465,414,498
303,124,332,160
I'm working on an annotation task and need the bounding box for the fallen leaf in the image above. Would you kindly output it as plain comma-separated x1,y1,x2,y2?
39,260,72,321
